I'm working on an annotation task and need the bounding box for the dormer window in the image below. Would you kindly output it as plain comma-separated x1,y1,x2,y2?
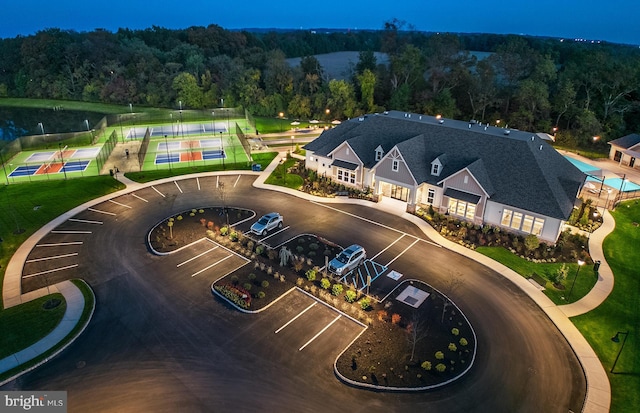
431,156,445,176
375,145,384,162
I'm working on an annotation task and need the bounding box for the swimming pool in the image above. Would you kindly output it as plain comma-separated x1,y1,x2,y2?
564,156,640,192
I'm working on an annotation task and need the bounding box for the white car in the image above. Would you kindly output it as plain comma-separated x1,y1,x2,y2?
250,212,283,236
328,244,366,276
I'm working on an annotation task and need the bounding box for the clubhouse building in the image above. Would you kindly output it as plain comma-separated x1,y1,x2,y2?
304,111,586,243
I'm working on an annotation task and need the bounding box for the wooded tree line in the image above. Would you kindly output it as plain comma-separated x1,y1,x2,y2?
0,21,639,145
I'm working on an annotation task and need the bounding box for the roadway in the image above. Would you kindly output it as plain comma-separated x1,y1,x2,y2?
3,174,586,413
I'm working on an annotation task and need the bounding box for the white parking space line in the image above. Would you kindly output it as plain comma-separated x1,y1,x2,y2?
109,199,132,209
69,218,103,225
174,181,183,193
36,242,83,247
131,193,148,203
260,226,290,241
275,302,317,334
233,175,241,187
190,254,233,277
50,230,92,234
151,186,166,198
371,234,405,261
384,238,420,267
196,177,201,191
23,264,79,278
176,246,219,267
311,202,441,248
87,207,116,216
26,253,78,263
299,315,342,351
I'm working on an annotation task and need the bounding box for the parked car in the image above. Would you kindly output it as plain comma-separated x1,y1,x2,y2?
250,212,283,236
328,244,366,276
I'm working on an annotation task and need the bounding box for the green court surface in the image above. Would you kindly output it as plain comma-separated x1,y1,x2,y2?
0,117,253,183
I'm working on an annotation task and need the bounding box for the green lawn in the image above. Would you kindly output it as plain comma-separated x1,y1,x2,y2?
476,246,598,304
0,97,169,116
0,177,124,306
0,293,66,359
263,157,304,189
0,279,95,383
572,201,640,413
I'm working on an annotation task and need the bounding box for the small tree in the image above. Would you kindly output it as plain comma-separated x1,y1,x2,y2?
524,234,539,254
332,283,344,296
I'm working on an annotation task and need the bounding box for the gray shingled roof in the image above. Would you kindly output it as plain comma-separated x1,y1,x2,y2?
609,133,640,149
305,111,585,220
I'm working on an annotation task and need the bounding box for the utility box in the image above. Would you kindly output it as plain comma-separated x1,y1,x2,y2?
251,164,261,172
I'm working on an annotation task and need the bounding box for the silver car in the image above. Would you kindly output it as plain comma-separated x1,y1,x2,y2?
250,212,283,236
328,244,366,276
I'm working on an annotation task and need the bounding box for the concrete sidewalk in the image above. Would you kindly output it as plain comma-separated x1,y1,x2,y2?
1,154,613,411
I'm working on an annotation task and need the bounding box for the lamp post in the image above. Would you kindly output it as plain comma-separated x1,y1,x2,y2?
58,142,67,180
219,131,225,170
605,188,612,210
212,111,216,135
290,136,294,154
280,157,286,185
567,259,585,300
164,135,172,171
610,331,629,373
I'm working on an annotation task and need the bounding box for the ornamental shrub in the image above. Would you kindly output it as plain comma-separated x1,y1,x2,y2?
448,343,458,352
321,278,331,289
435,363,447,372
359,297,371,310
332,283,344,296
421,361,432,371
459,338,468,346
451,328,459,336
220,226,229,236
435,351,445,360
257,291,266,299
243,283,252,291
248,273,256,280
255,245,265,255
261,280,269,288
345,290,357,303
306,268,317,281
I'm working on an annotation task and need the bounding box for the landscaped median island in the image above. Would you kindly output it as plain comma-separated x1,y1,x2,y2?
147,206,477,390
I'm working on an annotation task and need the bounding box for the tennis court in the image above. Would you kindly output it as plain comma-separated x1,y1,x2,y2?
127,122,229,139
9,160,91,177
154,149,225,165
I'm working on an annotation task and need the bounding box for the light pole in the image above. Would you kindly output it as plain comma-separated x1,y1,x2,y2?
212,111,216,135
219,131,225,169
291,136,294,154
170,113,175,138
58,143,67,180
605,188,612,210
85,119,94,144
610,331,629,373
280,157,286,185
179,100,184,138
279,112,284,132
567,259,585,300
164,135,172,171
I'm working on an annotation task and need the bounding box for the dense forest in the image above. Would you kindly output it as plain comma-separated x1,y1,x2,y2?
1,20,639,146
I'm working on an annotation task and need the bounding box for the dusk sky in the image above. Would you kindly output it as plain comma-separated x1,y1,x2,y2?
2,0,638,45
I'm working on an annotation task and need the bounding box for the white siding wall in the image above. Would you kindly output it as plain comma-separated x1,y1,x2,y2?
484,200,563,243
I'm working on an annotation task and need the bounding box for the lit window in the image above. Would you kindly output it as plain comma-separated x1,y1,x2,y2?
465,203,476,219
532,218,545,235
522,215,534,233
448,198,457,214
392,160,399,171
511,212,523,230
501,209,513,226
456,200,466,216
427,189,435,204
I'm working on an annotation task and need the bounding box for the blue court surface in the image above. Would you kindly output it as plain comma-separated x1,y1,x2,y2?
8,160,91,177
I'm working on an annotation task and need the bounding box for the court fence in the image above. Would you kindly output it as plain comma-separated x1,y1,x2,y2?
137,127,151,168
95,130,118,173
